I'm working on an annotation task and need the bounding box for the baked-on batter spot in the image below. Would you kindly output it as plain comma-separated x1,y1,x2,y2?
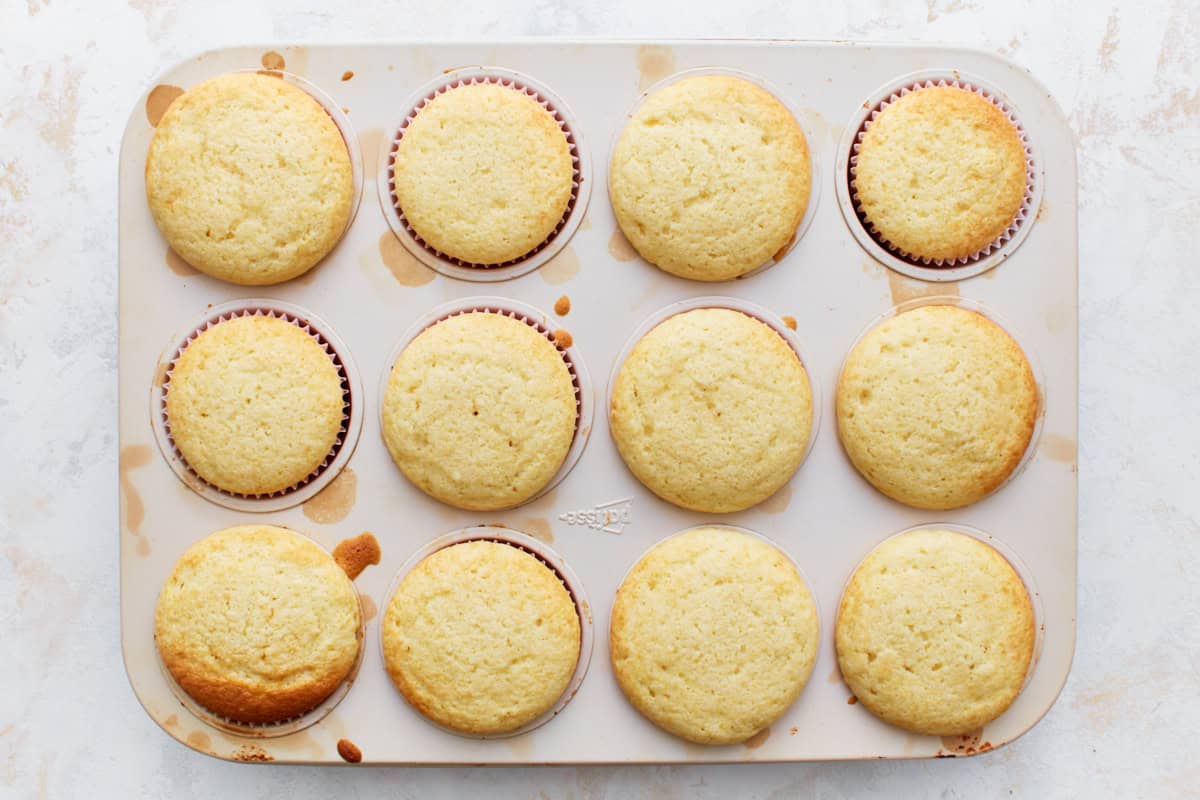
887,271,960,306
607,229,639,262
118,445,152,535
1041,433,1077,464
163,715,179,729
940,728,985,755
358,128,384,166
378,231,435,286
636,45,676,92
165,246,197,276
233,744,274,762
554,295,571,316
848,696,858,705
185,730,212,752
336,738,362,763
333,531,380,580
743,726,771,749
302,467,357,525
540,245,580,285
358,593,377,622
145,84,183,127
260,51,285,71
341,71,354,82
552,329,573,349
781,315,798,331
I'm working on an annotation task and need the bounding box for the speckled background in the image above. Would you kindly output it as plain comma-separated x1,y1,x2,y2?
1,0,1197,797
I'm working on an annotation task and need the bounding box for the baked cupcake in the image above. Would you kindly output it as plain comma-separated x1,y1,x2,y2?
610,307,812,513
166,313,345,496
853,85,1026,262
154,525,362,724
382,540,581,735
610,527,819,745
836,528,1035,736
609,74,811,281
145,72,354,285
382,311,576,510
391,81,574,265
836,304,1037,509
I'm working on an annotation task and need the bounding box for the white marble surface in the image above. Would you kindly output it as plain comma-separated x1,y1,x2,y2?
1,0,1197,797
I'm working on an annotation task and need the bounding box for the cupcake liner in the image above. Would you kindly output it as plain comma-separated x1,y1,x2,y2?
378,296,594,509
835,521,1045,695
157,529,368,739
234,68,365,246
845,73,1040,273
609,66,823,279
151,299,364,513
378,68,592,282
836,295,1047,500
378,526,594,740
607,296,822,481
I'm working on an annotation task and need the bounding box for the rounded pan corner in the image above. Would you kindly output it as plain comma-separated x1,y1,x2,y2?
922,44,1078,156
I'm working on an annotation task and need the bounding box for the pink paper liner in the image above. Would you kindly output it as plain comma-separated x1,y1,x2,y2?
387,74,582,269
160,306,351,500
848,77,1037,267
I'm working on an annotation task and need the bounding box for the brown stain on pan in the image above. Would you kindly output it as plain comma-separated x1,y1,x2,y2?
539,245,580,285
552,329,573,349
607,229,638,262
636,45,676,92
165,247,198,277
1041,433,1077,464
145,84,183,127
358,593,377,623
887,271,960,306
260,51,286,71
780,315,798,331
847,695,858,705
514,516,554,545
358,128,384,166
185,730,212,752
743,726,771,749
302,467,357,524
119,445,152,540
333,531,381,580
341,71,354,82
337,738,362,763
379,232,435,286
578,215,593,231
554,295,571,316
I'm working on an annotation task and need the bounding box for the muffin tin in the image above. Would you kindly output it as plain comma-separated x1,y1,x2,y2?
118,40,1077,764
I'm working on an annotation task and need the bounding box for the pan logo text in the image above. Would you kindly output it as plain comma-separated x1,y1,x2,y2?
558,498,632,535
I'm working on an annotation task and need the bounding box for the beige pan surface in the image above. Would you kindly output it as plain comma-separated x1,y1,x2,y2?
118,40,1077,765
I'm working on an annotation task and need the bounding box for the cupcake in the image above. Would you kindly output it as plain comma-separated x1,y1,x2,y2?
853,84,1026,262
381,540,581,735
154,525,362,724
836,304,1037,510
391,81,574,265
609,74,811,281
382,311,576,510
165,313,345,496
610,527,819,745
145,72,354,285
610,307,812,513
836,528,1035,736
